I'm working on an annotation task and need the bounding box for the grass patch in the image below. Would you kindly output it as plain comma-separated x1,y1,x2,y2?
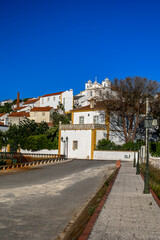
140,163,160,199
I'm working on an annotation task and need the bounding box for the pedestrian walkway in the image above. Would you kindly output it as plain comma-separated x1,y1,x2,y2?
88,162,160,240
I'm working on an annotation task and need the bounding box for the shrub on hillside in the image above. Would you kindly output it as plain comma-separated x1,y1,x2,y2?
150,142,160,157
24,134,55,151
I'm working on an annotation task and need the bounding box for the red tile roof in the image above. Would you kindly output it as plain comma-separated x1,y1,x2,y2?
23,98,39,105
0,113,6,117
30,107,53,112
0,121,4,125
41,92,64,98
71,105,105,112
47,122,53,127
14,106,26,111
8,112,30,117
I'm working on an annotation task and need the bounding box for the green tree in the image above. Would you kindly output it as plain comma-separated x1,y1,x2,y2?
51,112,71,126
24,134,54,151
0,103,12,113
6,119,49,150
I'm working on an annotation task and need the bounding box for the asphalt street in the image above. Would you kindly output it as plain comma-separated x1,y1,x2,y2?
0,159,116,240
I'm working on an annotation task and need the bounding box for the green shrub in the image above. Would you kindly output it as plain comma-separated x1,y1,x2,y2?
96,139,120,150
140,163,160,199
24,134,55,151
122,140,144,151
150,142,160,157
96,139,144,151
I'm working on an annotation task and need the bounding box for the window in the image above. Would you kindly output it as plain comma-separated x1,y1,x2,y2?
59,96,61,100
42,112,45,116
34,113,37,116
53,97,55,101
79,116,84,124
42,99,44,104
90,91,92,96
47,97,50,101
93,116,99,124
73,141,78,150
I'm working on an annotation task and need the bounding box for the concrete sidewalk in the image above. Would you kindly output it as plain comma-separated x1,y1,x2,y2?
88,162,160,240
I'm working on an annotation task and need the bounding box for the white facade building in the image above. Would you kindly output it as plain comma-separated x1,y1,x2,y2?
0,113,9,125
74,78,111,108
0,124,9,132
59,103,125,159
0,99,13,106
40,90,73,112
22,98,40,111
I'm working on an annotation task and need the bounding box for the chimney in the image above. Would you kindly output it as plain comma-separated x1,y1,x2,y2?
17,92,20,110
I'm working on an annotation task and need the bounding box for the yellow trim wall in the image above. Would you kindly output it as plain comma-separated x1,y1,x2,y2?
71,112,74,124
91,129,96,159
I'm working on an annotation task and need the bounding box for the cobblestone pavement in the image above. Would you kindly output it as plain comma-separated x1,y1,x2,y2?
88,162,160,240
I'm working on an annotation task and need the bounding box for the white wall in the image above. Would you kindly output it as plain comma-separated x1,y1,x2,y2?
96,130,107,144
109,131,125,145
60,130,92,159
62,90,73,112
73,110,105,124
21,149,58,154
40,94,61,109
94,150,136,161
0,125,9,132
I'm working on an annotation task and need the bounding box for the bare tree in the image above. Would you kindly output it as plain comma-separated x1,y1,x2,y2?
96,76,159,143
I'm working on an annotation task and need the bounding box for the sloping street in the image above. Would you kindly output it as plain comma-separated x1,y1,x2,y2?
0,160,115,240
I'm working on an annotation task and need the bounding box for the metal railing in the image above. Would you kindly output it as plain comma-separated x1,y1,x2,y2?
0,152,65,169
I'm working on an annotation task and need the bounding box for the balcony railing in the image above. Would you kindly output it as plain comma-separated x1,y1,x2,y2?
59,123,107,130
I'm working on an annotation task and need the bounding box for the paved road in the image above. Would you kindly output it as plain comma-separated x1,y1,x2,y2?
0,159,116,240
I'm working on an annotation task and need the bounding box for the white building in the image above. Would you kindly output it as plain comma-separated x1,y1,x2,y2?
17,98,40,112
0,123,9,132
74,78,111,108
59,103,125,159
0,113,9,125
40,90,73,112
0,99,13,106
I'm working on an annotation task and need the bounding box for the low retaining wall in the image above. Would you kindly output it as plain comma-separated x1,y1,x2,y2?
21,149,58,155
94,150,137,161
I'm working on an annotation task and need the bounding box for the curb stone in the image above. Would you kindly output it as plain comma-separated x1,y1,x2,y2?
78,165,121,240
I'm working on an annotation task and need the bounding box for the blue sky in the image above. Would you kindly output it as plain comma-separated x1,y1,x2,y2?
0,0,160,101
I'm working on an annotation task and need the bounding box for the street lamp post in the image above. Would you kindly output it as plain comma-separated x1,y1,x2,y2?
144,116,157,194
136,131,141,175
61,137,68,159
133,151,136,167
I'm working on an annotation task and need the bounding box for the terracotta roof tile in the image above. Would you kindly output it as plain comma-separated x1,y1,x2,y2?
0,113,6,117
8,112,30,117
30,107,53,112
71,105,105,112
23,98,39,105
14,106,26,111
41,92,64,98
